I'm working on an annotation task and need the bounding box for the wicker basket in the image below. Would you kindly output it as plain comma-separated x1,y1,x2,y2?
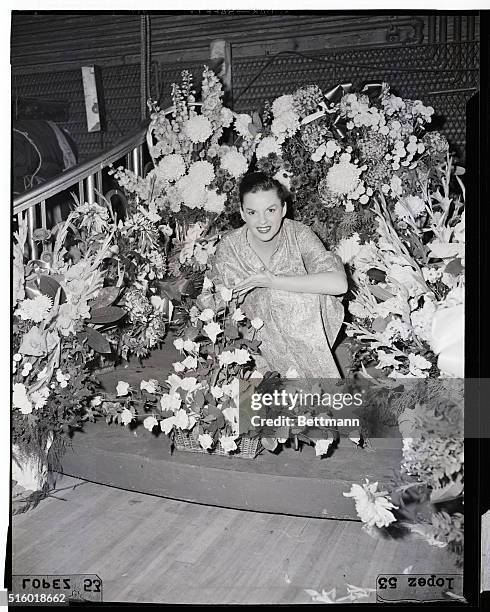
174,429,262,460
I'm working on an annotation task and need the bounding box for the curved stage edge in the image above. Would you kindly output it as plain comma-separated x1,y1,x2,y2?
59,420,402,520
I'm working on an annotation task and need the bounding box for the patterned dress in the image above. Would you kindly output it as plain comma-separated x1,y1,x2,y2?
205,218,345,378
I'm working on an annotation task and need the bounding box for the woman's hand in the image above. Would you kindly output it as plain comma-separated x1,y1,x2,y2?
232,270,275,297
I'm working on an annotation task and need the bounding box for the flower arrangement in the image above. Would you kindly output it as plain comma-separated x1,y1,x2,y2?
12,206,124,489
100,276,266,455
254,83,444,248
102,195,174,360
338,154,464,379
344,379,463,567
110,67,256,276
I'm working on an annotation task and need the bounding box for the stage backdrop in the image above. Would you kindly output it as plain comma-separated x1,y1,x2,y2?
11,12,479,161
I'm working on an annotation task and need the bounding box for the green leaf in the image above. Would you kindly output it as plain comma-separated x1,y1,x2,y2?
90,286,120,309
184,326,200,341
39,275,66,303
207,403,222,417
224,321,240,340
88,306,127,325
207,420,218,433
193,390,205,410
85,328,112,354
444,258,463,277
156,278,192,302
369,285,394,302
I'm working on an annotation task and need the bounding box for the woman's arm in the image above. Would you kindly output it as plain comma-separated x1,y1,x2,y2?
233,269,347,297
273,270,347,295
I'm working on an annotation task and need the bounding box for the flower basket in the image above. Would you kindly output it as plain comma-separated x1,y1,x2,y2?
174,429,262,460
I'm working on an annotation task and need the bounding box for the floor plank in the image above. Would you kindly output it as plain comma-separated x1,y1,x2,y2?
12,475,461,604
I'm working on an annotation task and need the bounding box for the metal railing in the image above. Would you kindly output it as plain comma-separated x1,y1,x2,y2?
13,102,204,259
13,121,149,259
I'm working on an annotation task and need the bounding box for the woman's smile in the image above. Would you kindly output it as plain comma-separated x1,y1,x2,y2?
240,189,287,244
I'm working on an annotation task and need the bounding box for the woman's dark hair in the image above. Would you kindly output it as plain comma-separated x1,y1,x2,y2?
238,172,288,207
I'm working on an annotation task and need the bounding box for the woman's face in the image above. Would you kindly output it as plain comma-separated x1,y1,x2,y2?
240,189,286,243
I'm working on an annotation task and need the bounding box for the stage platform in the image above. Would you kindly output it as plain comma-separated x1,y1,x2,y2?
59,335,402,520
60,418,402,520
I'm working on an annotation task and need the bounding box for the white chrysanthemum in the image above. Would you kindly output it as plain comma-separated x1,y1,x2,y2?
184,115,213,143
256,135,282,159
16,295,53,323
234,113,253,140
272,94,294,116
221,149,249,178
188,160,215,186
204,189,226,214
326,161,362,196
220,107,234,128
157,154,186,182
177,175,207,209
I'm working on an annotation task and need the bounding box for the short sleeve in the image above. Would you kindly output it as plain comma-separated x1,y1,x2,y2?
196,234,236,310
205,235,237,289
298,225,344,275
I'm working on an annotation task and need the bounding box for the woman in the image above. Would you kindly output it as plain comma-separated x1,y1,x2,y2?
205,172,347,378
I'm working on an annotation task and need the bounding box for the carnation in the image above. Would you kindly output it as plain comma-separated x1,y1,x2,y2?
184,115,213,143
188,160,215,186
326,161,362,196
221,149,249,178
256,136,282,159
157,154,186,182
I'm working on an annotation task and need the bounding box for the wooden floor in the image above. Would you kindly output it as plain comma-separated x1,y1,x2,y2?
12,475,460,604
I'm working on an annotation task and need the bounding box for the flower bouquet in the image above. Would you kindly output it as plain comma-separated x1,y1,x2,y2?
111,66,256,284
254,83,442,248
100,277,265,458
12,207,123,492
338,153,464,379
344,378,464,568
